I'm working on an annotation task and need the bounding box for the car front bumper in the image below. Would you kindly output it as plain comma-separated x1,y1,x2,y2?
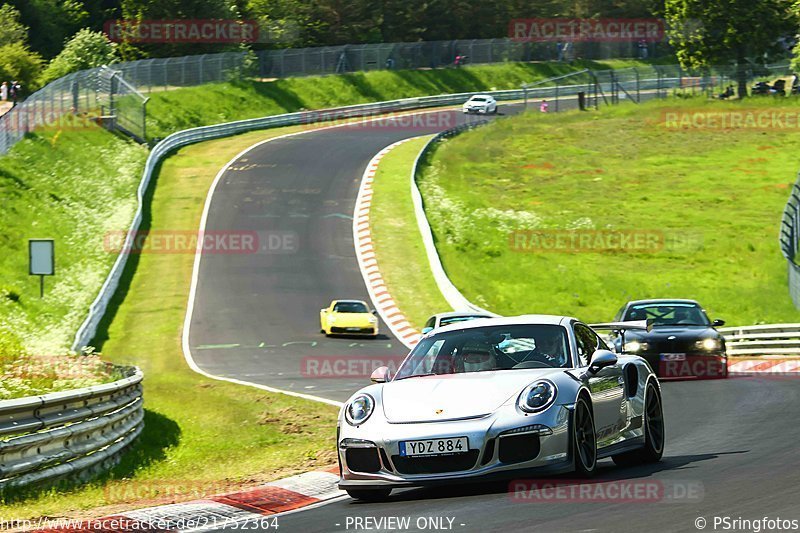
338,404,574,489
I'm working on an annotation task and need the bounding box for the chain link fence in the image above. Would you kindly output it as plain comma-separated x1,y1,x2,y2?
0,66,147,155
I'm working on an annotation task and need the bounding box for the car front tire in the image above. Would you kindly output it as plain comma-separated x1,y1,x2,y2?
573,395,597,477
612,381,664,466
346,488,392,502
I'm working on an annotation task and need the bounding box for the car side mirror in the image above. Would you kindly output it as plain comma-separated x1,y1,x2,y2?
371,309,378,316
712,319,725,327
587,349,618,375
421,327,433,334
370,366,391,383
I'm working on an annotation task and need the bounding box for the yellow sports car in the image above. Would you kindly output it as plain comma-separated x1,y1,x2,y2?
320,300,379,337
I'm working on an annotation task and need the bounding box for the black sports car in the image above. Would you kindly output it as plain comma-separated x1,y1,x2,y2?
610,299,728,379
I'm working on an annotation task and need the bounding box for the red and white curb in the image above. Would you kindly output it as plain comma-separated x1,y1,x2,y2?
353,138,425,350
728,358,800,374
37,469,343,532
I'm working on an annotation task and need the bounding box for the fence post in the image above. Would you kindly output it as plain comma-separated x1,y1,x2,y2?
142,97,148,142
634,68,640,103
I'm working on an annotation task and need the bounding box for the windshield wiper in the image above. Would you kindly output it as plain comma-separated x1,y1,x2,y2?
394,373,437,381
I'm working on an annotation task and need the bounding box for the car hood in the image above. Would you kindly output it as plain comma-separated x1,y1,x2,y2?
626,325,720,341
330,312,373,326
381,369,561,423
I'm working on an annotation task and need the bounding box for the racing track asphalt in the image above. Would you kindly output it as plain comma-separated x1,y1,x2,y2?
185,96,800,531
187,103,525,402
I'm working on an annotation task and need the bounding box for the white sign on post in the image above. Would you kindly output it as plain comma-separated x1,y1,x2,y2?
29,239,54,297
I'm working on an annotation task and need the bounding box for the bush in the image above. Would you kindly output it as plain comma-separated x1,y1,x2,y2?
41,29,118,84
0,43,44,94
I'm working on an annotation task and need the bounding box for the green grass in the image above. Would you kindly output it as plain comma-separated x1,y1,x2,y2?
0,126,147,354
418,97,800,325
370,136,450,329
0,352,122,400
146,60,657,139
3,126,339,518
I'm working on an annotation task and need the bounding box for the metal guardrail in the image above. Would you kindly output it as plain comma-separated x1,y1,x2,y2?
779,173,800,308
0,366,143,493
720,324,800,356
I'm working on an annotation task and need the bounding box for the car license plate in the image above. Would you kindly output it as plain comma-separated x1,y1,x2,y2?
399,437,468,457
661,353,686,361
346,327,362,331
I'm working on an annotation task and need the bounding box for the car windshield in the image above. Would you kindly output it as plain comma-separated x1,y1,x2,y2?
624,302,710,326
439,315,489,327
333,302,368,313
395,324,570,379
470,97,487,102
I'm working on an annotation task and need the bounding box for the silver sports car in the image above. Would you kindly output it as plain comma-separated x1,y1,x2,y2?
337,315,664,501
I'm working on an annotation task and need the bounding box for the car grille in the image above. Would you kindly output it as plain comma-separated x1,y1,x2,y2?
346,448,382,473
331,326,373,334
639,338,697,355
498,434,540,464
391,450,479,475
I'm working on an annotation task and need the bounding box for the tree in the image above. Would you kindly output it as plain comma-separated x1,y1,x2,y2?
0,4,29,44
41,29,118,84
0,43,44,92
665,0,796,97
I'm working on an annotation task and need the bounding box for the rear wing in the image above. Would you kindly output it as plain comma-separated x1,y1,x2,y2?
588,320,652,333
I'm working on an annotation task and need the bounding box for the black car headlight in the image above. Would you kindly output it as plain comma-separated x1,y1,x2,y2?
695,338,722,351
517,380,557,413
345,394,375,426
624,340,649,352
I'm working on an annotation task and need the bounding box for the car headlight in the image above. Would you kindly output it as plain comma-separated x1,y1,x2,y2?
623,340,648,352
328,315,336,323
345,394,375,426
517,380,557,413
696,338,721,351
369,316,378,324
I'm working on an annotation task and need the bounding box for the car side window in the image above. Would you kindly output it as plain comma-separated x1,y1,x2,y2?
424,317,436,329
573,325,593,367
574,324,608,367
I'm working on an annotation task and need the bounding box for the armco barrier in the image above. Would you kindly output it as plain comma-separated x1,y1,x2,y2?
410,121,494,314
779,173,800,308
0,366,143,493
719,324,800,357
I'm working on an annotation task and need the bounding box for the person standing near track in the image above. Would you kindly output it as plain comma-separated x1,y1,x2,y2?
540,99,549,113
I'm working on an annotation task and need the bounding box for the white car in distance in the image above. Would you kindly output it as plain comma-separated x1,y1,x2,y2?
462,94,497,114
